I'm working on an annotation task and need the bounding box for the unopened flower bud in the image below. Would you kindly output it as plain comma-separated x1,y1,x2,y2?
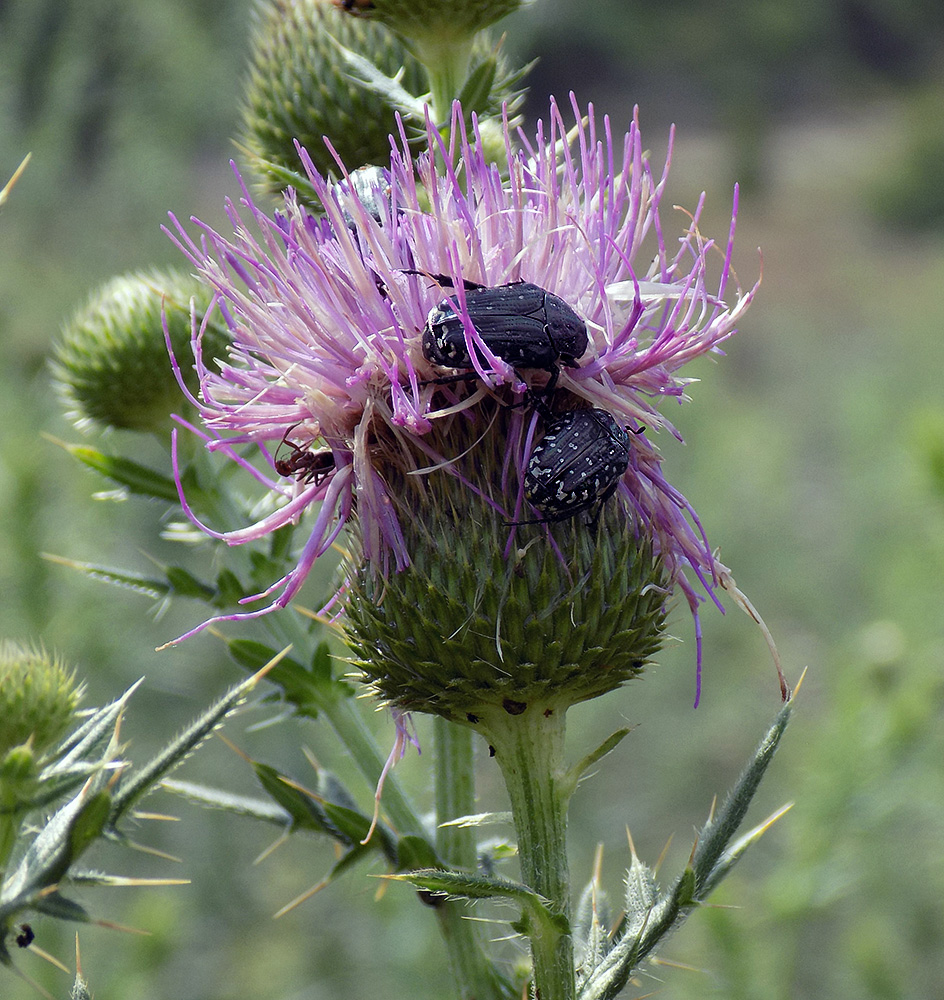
0,641,83,756
53,268,223,434
241,0,428,189
335,0,523,45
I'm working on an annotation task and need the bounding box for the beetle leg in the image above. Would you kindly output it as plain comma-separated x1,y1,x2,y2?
401,268,483,291
419,370,481,388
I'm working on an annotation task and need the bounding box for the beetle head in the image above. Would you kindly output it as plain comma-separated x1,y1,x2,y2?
543,294,589,364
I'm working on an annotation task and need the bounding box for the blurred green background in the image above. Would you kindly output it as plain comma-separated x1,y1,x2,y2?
2,0,944,997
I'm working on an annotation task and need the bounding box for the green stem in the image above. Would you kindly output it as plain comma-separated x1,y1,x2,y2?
433,717,514,1000
481,702,575,1000
419,36,473,125
319,687,422,837
434,716,476,867
0,816,17,871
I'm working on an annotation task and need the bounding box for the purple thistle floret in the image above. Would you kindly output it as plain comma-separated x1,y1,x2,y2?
164,95,757,682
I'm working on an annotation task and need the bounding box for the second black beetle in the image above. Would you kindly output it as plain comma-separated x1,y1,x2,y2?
420,277,588,389
525,407,633,521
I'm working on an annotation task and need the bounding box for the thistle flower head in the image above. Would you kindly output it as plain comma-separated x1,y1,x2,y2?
167,96,756,705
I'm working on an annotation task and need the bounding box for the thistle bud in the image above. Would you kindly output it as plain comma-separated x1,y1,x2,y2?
53,268,223,434
241,0,428,189
0,641,83,757
335,0,523,46
343,407,669,723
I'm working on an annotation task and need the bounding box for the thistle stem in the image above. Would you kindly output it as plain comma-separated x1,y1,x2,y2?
419,37,473,126
434,717,513,1000
320,688,422,837
434,717,477,867
481,702,575,1000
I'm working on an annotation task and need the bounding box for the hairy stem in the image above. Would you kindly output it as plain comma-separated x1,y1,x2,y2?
481,702,575,1000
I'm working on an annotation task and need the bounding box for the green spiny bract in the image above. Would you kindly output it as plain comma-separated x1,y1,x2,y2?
344,404,668,723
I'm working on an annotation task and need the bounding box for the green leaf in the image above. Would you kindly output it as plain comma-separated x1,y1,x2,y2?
30,890,90,923
42,554,169,600
578,702,794,1000
439,811,513,828
227,638,306,679
574,868,613,989
232,143,320,207
56,441,179,502
698,802,793,896
160,778,292,826
390,869,565,936
690,698,792,892
456,56,498,116
214,568,246,608
1,780,114,914
331,39,429,121
565,728,631,794
50,681,141,768
108,670,268,826
226,638,351,718
396,834,439,872
68,790,110,858
322,800,397,864
163,565,216,601
251,761,351,842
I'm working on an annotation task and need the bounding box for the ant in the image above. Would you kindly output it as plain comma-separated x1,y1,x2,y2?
273,424,335,485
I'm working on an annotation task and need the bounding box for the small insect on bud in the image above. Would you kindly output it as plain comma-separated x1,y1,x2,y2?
334,0,375,13
273,426,336,485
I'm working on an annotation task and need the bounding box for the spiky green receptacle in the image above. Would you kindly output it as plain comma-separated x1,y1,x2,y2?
241,0,429,189
241,0,529,193
52,268,225,434
0,642,83,756
342,0,523,42
344,407,669,724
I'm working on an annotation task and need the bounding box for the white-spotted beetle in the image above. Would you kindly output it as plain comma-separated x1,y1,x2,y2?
524,407,633,521
418,275,588,394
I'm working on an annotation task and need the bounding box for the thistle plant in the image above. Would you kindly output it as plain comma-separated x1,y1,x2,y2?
5,1,796,997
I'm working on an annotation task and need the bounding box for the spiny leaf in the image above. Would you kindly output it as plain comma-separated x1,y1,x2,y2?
226,638,352,717
566,728,631,793
42,554,169,601
690,698,792,892
52,441,179,502
108,665,280,825
389,869,567,937
160,777,292,826
331,39,429,120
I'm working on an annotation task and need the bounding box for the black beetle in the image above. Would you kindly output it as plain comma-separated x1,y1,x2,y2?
15,923,34,948
274,425,335,485
418,275,588,394
524,407,633,521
